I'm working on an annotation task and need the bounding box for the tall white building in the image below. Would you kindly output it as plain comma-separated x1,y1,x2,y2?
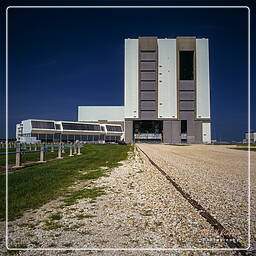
78,36,211,144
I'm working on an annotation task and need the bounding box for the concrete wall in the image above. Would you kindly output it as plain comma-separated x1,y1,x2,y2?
196,39,211,119
163,120,180,143
78,106,124,122
22,120,33,134
125,39,139,119
158,39,177,118
194,121,203,143
124,120,133,143
202,122,211,143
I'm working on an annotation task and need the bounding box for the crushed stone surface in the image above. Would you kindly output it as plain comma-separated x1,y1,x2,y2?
0,144,255,256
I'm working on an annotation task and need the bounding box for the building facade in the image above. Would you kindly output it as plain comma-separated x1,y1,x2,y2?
244,132,256,143
16,119,123,143
79,36,211,144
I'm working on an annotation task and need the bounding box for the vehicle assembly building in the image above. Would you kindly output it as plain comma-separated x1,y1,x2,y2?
79,36,211,144
17,36,211,144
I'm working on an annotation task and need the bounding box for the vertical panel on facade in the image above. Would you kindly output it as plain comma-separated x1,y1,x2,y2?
158,39,177,118
124,39,139,118
139,37,158,120
202,122,211,143
196,39,211,118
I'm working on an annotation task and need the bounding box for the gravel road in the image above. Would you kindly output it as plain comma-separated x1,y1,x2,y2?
1,144,255,256
137,144,256,253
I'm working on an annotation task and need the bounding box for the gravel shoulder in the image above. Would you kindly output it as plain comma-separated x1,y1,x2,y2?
0,145,253,256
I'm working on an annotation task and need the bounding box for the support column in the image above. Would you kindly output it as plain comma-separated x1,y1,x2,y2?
13,144,23,168
39,144,46,163
69,143,74,157
124,120,133,144
77,142,82,155
163,121,172,143
187,120,196,144
73,142,77,155
194,121,203,143
57,143,63,159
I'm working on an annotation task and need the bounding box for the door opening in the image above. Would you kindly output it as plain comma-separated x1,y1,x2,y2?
133,120,163,143
181,120,187,143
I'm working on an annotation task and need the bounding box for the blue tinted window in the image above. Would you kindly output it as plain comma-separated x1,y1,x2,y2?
31,121,55,129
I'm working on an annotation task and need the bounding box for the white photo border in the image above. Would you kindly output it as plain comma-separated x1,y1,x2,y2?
5,5,251,252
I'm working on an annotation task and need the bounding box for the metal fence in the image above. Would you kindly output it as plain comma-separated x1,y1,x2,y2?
0,142,83,169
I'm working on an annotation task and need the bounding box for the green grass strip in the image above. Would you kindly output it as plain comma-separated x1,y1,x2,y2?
229,147,256,151
0,144,131,221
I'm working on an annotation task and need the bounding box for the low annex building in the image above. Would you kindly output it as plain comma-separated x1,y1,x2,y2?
243,131,256,144
79,36,211,144
16,119,123,143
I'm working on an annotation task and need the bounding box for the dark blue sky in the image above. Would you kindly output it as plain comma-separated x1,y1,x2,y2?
0,0,255,141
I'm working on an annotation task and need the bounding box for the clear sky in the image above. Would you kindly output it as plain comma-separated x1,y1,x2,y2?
0,0,255,141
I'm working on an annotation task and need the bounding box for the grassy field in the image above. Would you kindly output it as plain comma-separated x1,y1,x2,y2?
230,147,256,151
0,144,131,221
214,143,256,146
